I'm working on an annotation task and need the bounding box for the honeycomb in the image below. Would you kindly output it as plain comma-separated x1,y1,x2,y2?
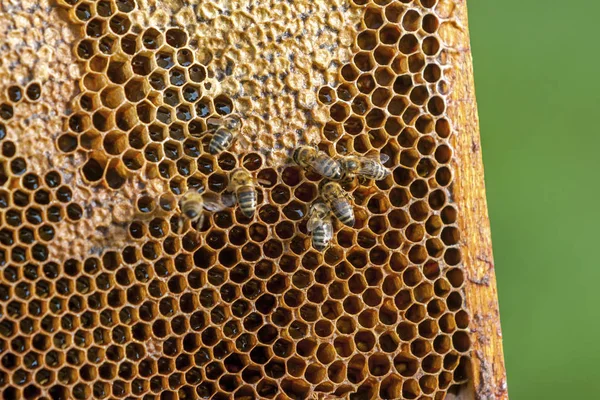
0,0,472,399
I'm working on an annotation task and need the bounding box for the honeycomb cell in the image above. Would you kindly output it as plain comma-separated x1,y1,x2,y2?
25,83,42,102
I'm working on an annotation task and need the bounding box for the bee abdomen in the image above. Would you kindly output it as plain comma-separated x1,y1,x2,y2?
366,165,389,180
331,199,355,227
312,223,333,251
237,186,256,217
360,161,390,180
314,155,342,180
209,128,233,154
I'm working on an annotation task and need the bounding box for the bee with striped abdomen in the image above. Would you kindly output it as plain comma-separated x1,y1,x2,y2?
208,114,245,155
338,153,391,181
178,189,226,232
307,201,334,251
227,168,258,218
322,181,355,227
292,145,342,180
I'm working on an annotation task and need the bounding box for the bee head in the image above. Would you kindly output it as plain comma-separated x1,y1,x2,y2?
225,115,241,130
231,168,251,185
291,147,299,162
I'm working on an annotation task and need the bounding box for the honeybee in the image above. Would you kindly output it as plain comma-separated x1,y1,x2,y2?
227,168,258,218
208,114,246,155
178,189,226,232
307,201,334,251
292,145,342,180
321,181,355,227
338,153,391,181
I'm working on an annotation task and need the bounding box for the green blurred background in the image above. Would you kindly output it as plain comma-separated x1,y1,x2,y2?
468,1,600,398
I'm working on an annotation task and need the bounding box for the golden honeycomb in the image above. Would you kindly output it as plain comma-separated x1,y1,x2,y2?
0,0,472,399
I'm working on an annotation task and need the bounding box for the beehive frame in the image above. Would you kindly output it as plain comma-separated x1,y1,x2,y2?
0,0,506,399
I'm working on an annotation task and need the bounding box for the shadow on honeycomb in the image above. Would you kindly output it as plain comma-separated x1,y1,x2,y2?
0,0,471,399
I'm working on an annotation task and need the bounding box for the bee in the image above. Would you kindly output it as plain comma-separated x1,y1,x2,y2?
292,145,343,180
338,153,391,181
307,201,334,251
178,189,226,232
321,181,355,227
227,168,258,218
208,114,245,155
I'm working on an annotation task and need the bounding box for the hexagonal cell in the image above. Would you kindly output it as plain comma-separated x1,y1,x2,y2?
98,34,117,55
357,30,377,50
156,48,175,69
149,70,168,90
132,52,154,76
25,83,42,101
364,6,383,29
172,49,193,68
380,24,402,45
107,56,132,84
165,28,188,48
357,74,376,94
86,18,106,38
109,13,131,35
214,95,233,115
120,33,138,55
100,85,125,109
169,67,186,86
189,64,206,83
0,103,14,120
89,53,108,73
353,52,374,72
423,36,441,56
329,102,350,122
142,27,163,49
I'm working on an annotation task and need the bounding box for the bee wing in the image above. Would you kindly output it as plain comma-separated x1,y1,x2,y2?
206,116,223,126
237,131,251,148
202,192,228,212
205,116,223,133
323,218,334,240
220,191,238,208
361,152,390,164
306,217,319,232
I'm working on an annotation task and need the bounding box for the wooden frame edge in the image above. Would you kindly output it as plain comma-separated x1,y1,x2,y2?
439,1,509,398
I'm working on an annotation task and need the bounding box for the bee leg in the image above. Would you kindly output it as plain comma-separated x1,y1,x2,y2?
344,190,355,201
237,134,251,148
357,175,371,187
206,115,224,127
177,217,183,234
196,213,205,232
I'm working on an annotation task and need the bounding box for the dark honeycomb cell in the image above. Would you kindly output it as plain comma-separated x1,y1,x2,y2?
109,14,131,35
121,33,138,55
7,86,23,103
188,64,206,83
0,103,13,120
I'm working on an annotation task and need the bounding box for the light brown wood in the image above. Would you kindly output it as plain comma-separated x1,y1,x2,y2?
439,1,509,398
